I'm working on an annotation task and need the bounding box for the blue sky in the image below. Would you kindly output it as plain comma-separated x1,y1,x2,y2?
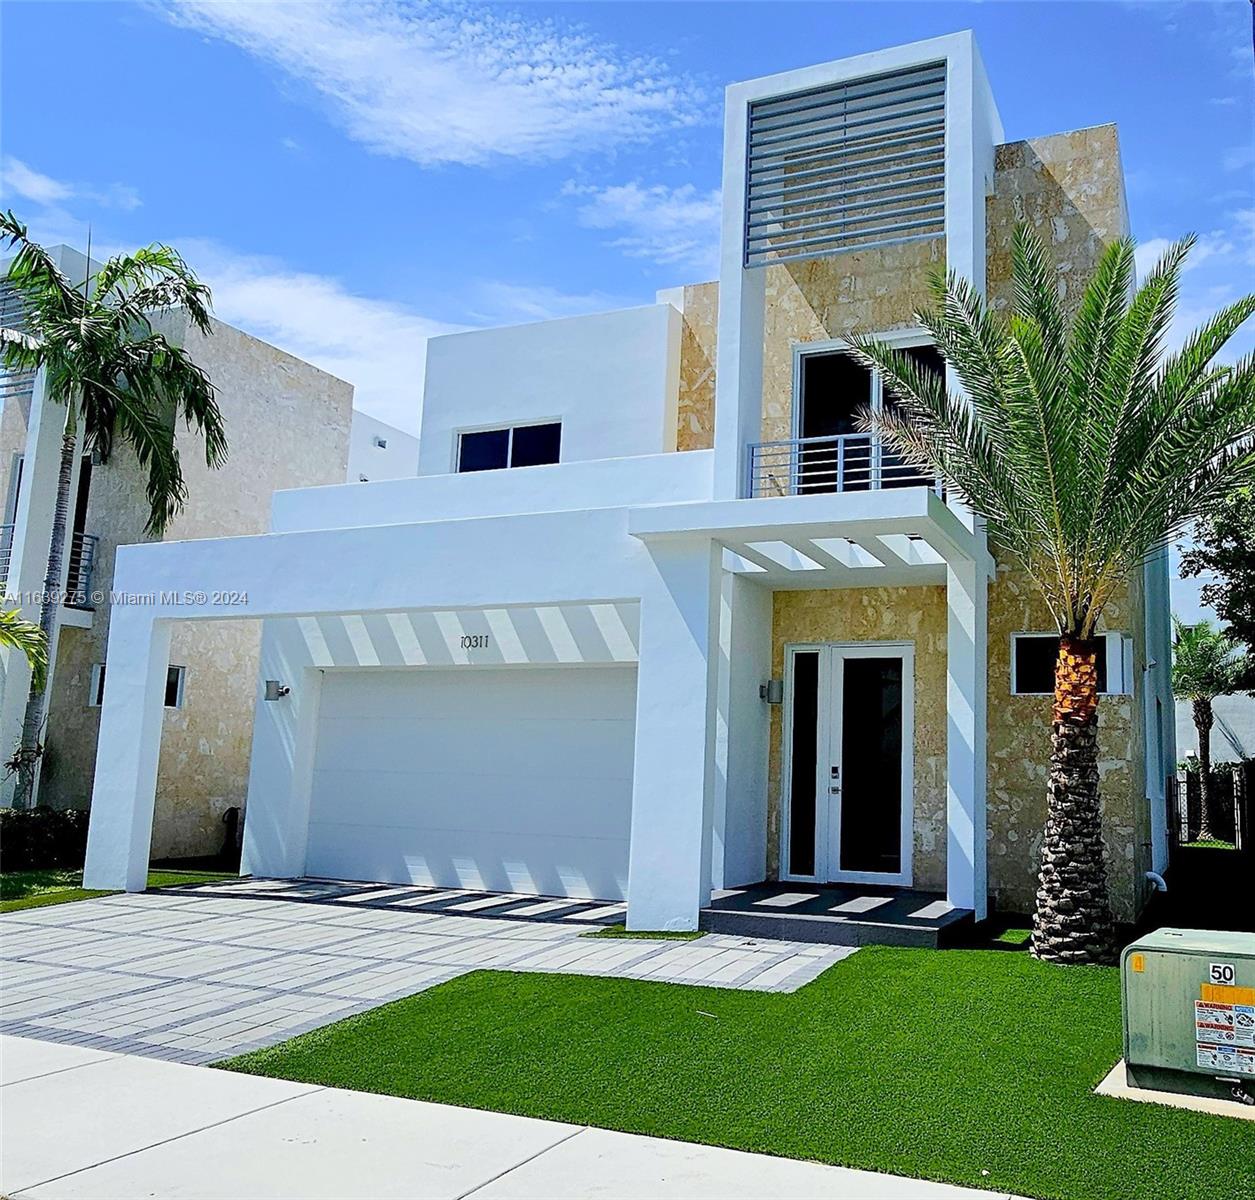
2,0,1252,617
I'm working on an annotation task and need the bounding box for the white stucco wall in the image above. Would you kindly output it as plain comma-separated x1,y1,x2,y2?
347,411,419,483
418,304,681,476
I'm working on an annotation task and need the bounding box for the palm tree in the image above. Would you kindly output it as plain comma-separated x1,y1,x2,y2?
0,213,227,807
851,227,1255,964
1172,617,1249,840
0,608,47,691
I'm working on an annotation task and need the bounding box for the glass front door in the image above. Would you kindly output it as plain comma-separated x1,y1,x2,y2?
783,642,914,886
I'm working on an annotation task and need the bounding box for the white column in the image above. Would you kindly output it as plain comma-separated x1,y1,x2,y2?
82,614,171,891
711,84,765,501
946,557,988,920
626,539,720,931
0,375,82,807
241,620,324,878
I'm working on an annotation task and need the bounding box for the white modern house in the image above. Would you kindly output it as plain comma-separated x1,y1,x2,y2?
82,33,1175,939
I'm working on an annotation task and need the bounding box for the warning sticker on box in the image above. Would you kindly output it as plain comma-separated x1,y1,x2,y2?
1234,1005,1255,1047
1196,1043,1255,1076
1195,1000,1237,1044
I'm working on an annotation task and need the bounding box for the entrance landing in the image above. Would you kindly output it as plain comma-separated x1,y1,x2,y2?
702,882,974,948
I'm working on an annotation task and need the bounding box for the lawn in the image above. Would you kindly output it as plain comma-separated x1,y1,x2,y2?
222,946,1254,1200
0,868,234,912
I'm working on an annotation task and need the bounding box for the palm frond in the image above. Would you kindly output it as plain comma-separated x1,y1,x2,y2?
855,224,1255,637
0,608,47,691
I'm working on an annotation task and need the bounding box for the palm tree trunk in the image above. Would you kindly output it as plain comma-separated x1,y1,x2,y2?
12,427,75,808
1031,635,1116,965
1192,697,1215,842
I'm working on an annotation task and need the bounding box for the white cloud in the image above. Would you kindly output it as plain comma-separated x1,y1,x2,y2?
162,0,709,167
182,241,462,434
1134,218,1254,361
562,180,721,275
0,156,141,212
467,280,631,326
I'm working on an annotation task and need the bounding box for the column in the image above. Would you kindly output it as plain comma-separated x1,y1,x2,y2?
946,557,988,919
82,614,171,891
626,539,721,930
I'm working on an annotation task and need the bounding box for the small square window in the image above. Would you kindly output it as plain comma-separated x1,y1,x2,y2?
510,422,561,468
372,436,388,449
165,665,186,709
458,428,510,473
88,663,106,707
1012,634,1111,695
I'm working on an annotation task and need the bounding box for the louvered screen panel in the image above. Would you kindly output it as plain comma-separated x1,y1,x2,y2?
744,62,946,267
0,283,35,409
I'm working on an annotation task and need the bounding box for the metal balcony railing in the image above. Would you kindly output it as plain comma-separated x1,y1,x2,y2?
746,432,939,498
0,523,12,592
0,524,100,609
65,530,100,608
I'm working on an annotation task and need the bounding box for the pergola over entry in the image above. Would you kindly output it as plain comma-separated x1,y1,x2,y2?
82,484,993,928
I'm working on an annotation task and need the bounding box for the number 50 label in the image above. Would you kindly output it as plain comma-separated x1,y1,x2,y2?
1210,962,1237,986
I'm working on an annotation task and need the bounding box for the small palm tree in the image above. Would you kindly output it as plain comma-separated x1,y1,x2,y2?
0,608,47,691
0,213,227,807
1172,617,1249,840
852,227,1255,964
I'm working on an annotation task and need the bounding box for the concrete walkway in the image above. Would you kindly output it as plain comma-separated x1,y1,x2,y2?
1,1036,1020,1199
1,890,853,1065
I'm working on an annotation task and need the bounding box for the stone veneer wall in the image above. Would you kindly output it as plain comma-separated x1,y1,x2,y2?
40,315,353,859
768,587,948,891
676,123,1148,918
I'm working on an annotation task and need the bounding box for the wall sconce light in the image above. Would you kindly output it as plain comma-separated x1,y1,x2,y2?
264,679,290,701
760,679,784,705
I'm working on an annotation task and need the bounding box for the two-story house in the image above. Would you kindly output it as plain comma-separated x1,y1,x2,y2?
1,245,413,860
81,33,1174,941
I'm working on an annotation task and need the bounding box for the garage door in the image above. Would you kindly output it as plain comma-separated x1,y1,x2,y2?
304,666,637,900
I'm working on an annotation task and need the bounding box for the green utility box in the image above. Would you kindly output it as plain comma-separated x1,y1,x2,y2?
1122,928,1255,1100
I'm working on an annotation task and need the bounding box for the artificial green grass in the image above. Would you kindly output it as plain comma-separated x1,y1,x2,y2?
579,923,705,940
221,947,1254,1200
0,868,234,912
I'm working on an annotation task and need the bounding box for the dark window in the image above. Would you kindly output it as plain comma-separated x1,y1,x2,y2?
165,665,186,709
457,423,561,473
1013,635,1108,695
798,353,872,493
89,663,106,707
839,657,904,875
787,651,820,876
881,344,944,489
510,422,561,468
458,428,510,473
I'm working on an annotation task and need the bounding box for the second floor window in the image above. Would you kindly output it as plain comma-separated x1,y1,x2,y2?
795,342,943,492
457,421,561,473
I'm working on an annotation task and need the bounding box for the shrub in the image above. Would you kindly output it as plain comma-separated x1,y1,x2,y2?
0,807,90,871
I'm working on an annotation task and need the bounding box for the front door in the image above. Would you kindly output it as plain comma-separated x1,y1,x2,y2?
782,642,913,886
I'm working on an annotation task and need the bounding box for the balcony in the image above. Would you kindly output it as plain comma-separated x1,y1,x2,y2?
746,433,939,499
0,524,100,610
66,530,100,609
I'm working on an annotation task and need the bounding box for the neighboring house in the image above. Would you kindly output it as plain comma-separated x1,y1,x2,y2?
82,33,1174,935
0,244,414,858
1176,695,1254,763
348,411,419,483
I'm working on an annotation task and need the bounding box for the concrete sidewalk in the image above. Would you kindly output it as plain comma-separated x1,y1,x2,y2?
1,1036,1018,1199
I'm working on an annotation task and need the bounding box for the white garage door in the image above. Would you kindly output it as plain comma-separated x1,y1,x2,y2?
304,666,637,900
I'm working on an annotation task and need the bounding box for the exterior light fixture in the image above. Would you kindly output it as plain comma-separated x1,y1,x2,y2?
264,680,290,701
760,679,784,705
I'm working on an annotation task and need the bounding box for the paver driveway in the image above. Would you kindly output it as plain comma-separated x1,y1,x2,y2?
0,881,853,1065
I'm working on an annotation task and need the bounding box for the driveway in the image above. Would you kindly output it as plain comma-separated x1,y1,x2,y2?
1,1036,1020,1200
0,880,852,1064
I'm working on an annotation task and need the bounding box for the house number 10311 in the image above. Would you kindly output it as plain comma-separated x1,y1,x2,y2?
460,635,490,650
